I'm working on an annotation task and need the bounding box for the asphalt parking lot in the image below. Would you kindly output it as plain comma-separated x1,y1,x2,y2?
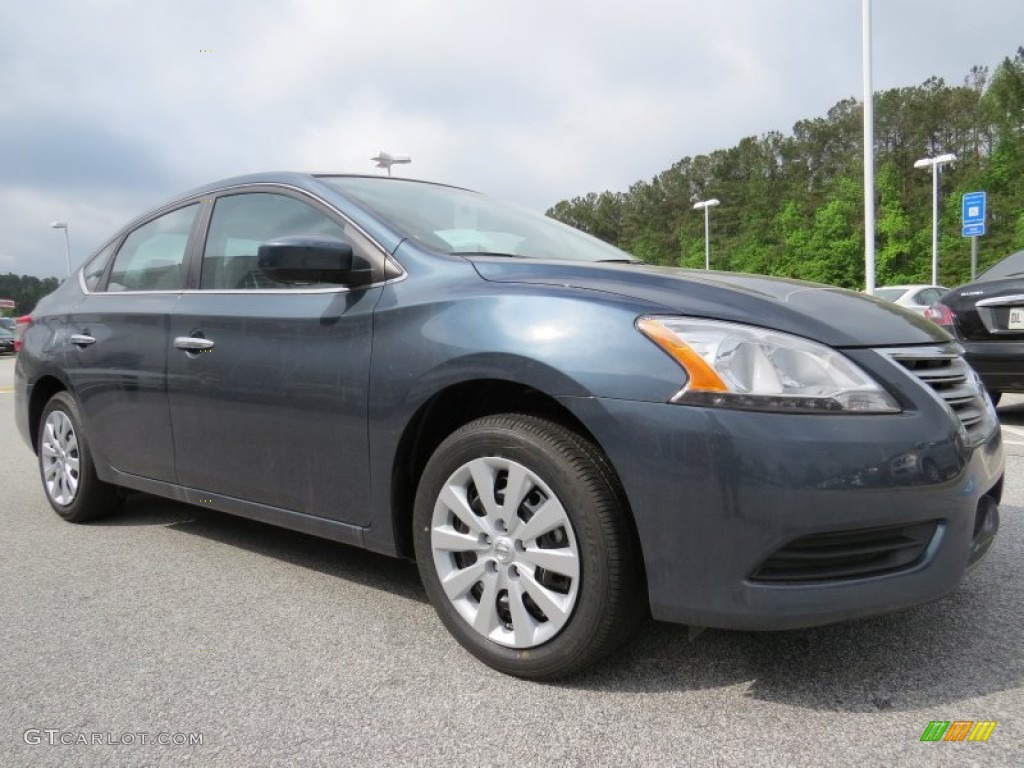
1,353,1022,767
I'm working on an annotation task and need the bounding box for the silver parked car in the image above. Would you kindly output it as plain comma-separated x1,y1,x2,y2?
870,285,949,316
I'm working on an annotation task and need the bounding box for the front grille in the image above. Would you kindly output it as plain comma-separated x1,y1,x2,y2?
883,345,990,443
750,521,939,583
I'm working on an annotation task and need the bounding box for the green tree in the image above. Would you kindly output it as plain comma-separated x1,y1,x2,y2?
0,273,61,315
547,44,1024,288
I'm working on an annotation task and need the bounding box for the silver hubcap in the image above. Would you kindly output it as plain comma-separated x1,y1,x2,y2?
430,456,580,648
41,410,80,506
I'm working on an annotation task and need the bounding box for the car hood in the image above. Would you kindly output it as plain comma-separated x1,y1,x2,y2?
469,258,951,348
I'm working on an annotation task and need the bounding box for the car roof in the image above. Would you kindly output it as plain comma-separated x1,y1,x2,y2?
111,173,467,258
175,172,465,200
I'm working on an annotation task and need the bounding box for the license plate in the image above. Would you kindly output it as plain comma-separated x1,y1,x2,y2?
1010,307,1024,330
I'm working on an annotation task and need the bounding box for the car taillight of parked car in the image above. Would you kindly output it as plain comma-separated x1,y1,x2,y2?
14,314,31,352
924,303,955,325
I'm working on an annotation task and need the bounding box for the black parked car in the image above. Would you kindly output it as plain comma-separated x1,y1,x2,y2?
15,173,1005,679
0,327,17,354
926,249,1024,405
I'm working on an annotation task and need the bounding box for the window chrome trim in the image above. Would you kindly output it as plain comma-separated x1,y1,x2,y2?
79,181,407,296
81,271,407,298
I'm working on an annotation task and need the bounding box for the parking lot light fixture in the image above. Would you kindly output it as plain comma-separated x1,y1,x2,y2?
49,221,71,277
371,151,412,176
913,154,957,285
692,199,721,270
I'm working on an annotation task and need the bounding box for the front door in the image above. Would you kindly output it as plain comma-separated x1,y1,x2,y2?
167,190,382,524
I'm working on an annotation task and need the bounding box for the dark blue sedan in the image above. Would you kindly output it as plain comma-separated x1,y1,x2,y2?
15,173,1005,678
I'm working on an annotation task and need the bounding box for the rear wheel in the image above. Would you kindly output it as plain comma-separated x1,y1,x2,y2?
38,391,120,523
413,414,645,679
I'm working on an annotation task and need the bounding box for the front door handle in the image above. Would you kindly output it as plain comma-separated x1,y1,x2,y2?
174,336,215,352
70,333,96,347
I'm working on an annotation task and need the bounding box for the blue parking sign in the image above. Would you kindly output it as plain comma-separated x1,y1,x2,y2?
962,191,986,237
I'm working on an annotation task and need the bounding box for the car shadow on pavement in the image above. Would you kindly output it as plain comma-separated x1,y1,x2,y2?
997,400,1024,426
93,493,428,605
96,492,1022,711
566,533,1023,710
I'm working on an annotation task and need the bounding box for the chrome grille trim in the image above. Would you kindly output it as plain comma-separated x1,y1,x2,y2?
878,344,992,442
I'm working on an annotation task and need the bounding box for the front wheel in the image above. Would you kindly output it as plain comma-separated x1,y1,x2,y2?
987,390,1002,408
38,391,121,523
413,414,645,679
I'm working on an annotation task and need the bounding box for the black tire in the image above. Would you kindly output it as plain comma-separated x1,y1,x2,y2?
413,414,646,679
987,390,1002,408
37,391,121,523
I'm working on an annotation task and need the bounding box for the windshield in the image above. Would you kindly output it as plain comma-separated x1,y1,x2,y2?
321,177,637,263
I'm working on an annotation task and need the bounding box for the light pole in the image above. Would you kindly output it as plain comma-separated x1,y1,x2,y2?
692,199,720,270
50,221,71,277
913,153,956,285
371,151,411,176
862,0,876,293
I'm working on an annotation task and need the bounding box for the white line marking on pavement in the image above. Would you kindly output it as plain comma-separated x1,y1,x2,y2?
1000,422,1024,445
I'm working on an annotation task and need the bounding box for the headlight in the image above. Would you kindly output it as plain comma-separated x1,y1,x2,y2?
637,316,900,413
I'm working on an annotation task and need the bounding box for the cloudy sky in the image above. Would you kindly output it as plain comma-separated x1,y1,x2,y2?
2,0,1022,278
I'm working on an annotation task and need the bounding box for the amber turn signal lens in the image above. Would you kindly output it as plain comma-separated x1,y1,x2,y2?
636,317,728,392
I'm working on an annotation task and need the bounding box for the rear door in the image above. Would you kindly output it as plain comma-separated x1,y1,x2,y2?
64,203,200,481
167,188,385,524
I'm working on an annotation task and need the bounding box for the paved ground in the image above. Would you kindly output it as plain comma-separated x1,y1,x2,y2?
1,354,1022,767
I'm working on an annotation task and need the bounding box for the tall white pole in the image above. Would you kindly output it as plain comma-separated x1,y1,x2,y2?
704,205,711,270
62,228,71,277
931,163,940,285
862,0,876,293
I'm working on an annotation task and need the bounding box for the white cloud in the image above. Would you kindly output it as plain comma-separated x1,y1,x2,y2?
1,0,1022,276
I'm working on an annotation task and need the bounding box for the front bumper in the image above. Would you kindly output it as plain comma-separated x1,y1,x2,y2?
959,339,1024,393
562,392,1004,631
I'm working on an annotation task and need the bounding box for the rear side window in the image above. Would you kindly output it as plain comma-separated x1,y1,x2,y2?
82,242,117,291
872,288,905,302
108,205,198,292
915,288,944,306
200,193,350,290
978,250,1024,281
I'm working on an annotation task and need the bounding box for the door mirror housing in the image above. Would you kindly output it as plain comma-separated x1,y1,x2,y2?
258,235,368,285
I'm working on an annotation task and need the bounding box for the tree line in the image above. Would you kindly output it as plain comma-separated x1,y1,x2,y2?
0,273,61,316
547,46,1024,289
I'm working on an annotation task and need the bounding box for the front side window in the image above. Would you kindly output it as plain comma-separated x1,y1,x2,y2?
107,205,198,291
201,193,351,290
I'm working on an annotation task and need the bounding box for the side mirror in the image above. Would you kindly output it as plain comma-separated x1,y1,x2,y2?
257,235,366,285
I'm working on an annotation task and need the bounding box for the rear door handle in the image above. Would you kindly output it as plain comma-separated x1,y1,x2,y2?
174,337,215,352
70,333,96,347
